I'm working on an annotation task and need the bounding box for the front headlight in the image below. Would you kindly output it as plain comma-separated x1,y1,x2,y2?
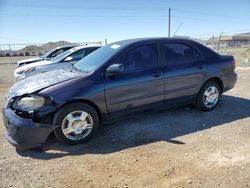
13,96,45,111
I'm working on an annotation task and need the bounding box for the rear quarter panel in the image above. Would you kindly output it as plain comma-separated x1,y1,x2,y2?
203,56,237,92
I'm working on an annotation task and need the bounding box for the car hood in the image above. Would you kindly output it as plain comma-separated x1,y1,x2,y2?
15,60,53,73
8,69,79,99
17,57,44,65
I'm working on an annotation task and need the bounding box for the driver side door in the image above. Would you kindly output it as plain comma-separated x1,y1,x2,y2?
104,42,165,116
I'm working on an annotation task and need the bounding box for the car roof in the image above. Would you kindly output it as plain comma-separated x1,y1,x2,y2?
107,37,218,59
54,44,78,50
110,37,198,46
70,45,101,51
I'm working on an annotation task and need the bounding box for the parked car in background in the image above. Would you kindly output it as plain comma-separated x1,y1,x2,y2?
14,45,100,80
17,44,78,67
3,38,237,149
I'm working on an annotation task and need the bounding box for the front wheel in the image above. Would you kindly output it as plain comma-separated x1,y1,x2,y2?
53,103,100,145
196,81,221,111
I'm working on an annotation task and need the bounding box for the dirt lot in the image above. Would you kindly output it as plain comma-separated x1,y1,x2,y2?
0,64,250,188
0,56,36,64
219,47,250,67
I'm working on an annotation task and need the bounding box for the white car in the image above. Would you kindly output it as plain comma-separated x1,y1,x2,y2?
14,45,100,80
17,45,78,67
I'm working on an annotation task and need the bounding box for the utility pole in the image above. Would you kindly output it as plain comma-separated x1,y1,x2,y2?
168,8,171,38
8,44,13,64
217,32,223,53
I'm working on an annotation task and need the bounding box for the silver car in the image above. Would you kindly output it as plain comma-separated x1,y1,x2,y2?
14,45,100,80
17,45,78,67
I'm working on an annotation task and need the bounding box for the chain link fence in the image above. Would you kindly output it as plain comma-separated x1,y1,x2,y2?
0,38,249,67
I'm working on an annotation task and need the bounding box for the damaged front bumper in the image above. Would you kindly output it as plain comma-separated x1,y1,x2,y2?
2,107,56,150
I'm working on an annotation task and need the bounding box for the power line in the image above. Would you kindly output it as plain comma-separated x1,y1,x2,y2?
3,3,250,21
172,7,250,22
189,28,250,38
1,12,249,24
1,13,250,24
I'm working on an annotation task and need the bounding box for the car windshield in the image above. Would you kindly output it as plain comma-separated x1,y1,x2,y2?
74,44,121,72
42,49,54,58
50,49,74,62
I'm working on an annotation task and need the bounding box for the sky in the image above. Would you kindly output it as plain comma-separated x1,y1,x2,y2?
0,0,250,45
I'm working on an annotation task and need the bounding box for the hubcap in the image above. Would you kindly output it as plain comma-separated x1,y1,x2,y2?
62,110,93,141
203,86,219,108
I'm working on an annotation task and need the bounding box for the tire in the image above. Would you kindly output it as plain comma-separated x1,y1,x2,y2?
196,81,221,111
53,103,100,145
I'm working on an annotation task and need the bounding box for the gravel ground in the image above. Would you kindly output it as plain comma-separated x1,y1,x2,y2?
0,64,250,188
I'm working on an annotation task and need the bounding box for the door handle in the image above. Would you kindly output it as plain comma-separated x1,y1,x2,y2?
154,72,161,77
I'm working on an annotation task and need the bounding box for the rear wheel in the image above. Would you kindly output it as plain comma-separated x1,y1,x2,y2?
196,81,221,111
53,103,100,145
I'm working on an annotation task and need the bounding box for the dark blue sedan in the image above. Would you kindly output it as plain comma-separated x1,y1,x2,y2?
2,38,237,149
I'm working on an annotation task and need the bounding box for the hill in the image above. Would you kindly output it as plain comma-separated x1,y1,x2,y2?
17,41,74,55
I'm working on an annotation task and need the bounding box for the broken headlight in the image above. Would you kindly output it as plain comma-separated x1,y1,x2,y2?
13,95,45,111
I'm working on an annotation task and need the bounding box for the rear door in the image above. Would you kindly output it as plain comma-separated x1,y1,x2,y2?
161,41,206,100
105,42,165,115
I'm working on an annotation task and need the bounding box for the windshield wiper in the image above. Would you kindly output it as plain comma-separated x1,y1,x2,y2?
69,63,77,72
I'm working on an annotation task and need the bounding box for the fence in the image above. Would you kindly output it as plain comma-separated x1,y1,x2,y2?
0,38,249,67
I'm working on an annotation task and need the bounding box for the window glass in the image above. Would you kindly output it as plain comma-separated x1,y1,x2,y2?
118,44,158,73
48,49,63,58
43,49,54,58
53,49,64,57
163,43,197,65
74,44,122,73
50,49,72,61
86,47,100,55
69,49,85,60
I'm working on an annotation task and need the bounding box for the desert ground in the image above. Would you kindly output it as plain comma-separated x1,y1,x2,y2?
0,56,36,64
0,62,250,187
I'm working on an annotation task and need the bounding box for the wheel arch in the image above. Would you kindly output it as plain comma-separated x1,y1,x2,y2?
201,77,224,93
57,99,103,123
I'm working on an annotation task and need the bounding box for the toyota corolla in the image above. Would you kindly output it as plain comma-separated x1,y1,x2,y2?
2,38,237,150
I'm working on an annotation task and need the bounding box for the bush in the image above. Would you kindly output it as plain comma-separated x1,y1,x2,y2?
25,52,30,56
19,52,24,56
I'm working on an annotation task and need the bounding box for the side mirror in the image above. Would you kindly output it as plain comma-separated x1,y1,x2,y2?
64,56,73,62
106,64,124,76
